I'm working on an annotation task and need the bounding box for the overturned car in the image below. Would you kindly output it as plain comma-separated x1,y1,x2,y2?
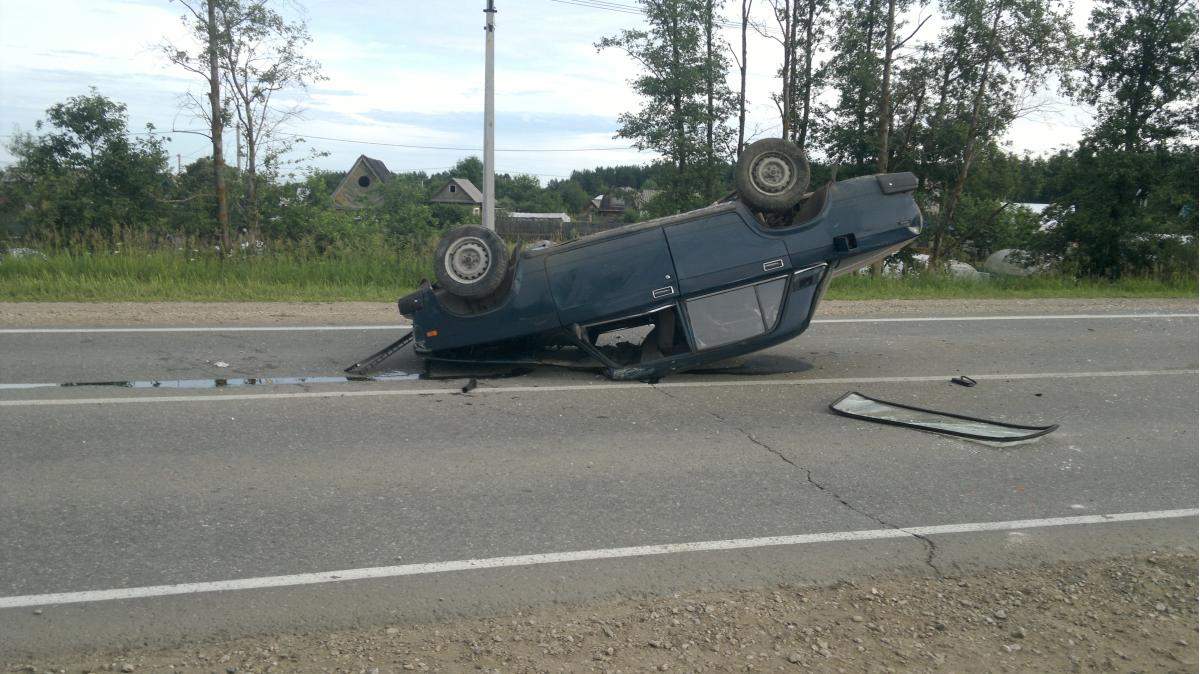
374,139,922,380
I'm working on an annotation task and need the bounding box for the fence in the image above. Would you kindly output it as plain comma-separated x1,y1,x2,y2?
496,217,623,242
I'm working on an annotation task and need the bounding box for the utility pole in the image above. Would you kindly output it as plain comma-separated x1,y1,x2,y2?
482,0,497,231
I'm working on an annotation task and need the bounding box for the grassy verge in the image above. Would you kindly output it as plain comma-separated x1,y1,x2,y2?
1,250,1195,302
0,250,428,302
825,271,1197,299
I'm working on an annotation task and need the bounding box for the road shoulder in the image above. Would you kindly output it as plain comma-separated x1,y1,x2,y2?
5,550,1196,673
1,297,1196,327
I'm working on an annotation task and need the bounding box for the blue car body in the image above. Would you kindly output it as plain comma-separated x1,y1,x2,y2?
398,172,922,380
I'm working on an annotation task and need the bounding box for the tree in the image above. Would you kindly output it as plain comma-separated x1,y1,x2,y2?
163,0,232,248
1075,0,1198,151
1035,147,1197,276
927,0,1074,263
699,0,737,199
598,0,733,210
875,1,930,173
3,90,171,241
732,0,753,155
1035,0,1199,277
219,0,324,233
820,0,883,170
756,0,828,153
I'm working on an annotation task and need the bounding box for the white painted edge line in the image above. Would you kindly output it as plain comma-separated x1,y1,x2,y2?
813,312,1197,323
0,313,1194,334
2,369,1194,407
0,324,411,334
0,508,1194,610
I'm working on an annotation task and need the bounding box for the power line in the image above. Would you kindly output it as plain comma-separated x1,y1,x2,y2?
5,130,644,157
293,132,637,153
545,0,743,29
235,130,641,153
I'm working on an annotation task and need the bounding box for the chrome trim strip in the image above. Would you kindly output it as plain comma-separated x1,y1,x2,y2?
579,302,676,330
683,273,793,303
792,262,829,276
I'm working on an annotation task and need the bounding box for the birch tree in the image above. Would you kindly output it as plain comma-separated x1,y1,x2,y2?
163,0,231,248
219,0,323,232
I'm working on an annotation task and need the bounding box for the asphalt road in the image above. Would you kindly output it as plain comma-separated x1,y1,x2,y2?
0,306,1196,657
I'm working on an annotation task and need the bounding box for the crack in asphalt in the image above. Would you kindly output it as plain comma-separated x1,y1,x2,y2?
652,384,942,576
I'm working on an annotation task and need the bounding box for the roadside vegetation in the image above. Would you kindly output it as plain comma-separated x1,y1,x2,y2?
1,0,1196,299
2,242,1193,302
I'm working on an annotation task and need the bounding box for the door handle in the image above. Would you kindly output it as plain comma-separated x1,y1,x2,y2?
763,259,785,271
651,286,675,299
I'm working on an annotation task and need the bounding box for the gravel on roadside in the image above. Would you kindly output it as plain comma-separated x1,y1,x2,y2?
7,553,1197,673
1,298,1195,328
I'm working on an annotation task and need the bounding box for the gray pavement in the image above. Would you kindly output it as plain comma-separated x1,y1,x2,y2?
0,306,1196,657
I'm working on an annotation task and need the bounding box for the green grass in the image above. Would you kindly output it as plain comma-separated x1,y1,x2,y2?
825,272,1197,300
1,249,1195,302
0,249,428,302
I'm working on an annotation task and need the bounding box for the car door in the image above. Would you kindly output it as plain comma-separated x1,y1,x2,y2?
663,208,791,295
544,226,678,325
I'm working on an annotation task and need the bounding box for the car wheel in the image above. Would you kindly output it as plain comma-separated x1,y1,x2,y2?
434,225,510,299
735,138,810,213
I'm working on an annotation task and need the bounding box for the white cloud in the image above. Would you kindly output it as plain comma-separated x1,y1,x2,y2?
0,0,1096,176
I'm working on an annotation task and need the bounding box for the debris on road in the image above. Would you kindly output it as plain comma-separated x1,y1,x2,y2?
829,391,1058,443
8,554,1195,673
950,375,977,387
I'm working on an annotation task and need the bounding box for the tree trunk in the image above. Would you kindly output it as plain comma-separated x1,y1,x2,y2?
243,98,258,234
876,0,896,173
868,0,895,277
778,2,794,139
704,0,716,200
933,5,1002,265
737,0,750,156
854,0,881,170
205,0,230,250
668,6,688,195
797,0,817,152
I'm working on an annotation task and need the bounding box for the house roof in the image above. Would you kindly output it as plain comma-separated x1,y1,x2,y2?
431,177,484,205
361,156,393,182
450,177,483,202
331,155,393,206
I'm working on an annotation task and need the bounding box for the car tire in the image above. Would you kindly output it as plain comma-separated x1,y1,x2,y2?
434,225,510,299
735,138,810,213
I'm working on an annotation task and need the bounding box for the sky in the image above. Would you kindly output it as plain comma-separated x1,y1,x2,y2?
0,0,1098,182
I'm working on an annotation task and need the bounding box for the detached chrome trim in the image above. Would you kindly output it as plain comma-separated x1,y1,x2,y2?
792,262,829,276
580,302,676,329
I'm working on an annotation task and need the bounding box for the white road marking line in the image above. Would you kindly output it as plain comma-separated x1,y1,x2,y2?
0,508,1193,610
0,324,411,334
0,369,1194,407
0,313,1194,334
813,313,1197,323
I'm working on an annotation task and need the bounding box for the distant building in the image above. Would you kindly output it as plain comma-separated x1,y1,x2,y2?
584,193,627,222
332,155,394,209
583,187,661,225
431,178,483,217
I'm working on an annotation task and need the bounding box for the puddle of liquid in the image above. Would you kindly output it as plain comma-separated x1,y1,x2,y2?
0,371,422,392
1,367,540,392
65,371,423,389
